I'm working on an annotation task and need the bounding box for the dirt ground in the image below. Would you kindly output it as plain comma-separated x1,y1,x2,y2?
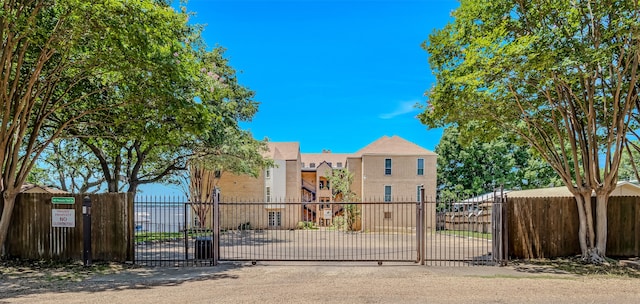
2,261,640,304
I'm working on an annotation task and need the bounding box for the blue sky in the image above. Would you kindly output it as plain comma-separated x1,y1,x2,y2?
142,0,458,195
182,0,458,153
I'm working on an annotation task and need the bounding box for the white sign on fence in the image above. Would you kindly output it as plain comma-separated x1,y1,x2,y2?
52,209,75,228
323,209,332,220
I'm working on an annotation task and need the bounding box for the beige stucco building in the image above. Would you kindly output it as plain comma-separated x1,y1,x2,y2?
216,135,437,230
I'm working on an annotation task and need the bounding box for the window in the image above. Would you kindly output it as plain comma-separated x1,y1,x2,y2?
265,168,271,178
302,162,305,168
268,211,281,227
214,170,221,178
416,185,422,203
328,162,332,167
337,162,343,168
320,197,330,209
417,158,424,175
385,158,392,175
384,185,392,202
310,163,316,168
266,187,271,203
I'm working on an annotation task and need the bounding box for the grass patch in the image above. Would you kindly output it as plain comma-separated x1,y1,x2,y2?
440,230,492,239
135,231,212,243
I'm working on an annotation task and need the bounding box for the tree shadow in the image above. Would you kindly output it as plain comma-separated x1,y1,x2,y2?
0,260,243,300
509,257,640,277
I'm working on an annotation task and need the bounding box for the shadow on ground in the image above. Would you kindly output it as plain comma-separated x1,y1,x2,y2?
510,257,640,277
0,260,242,300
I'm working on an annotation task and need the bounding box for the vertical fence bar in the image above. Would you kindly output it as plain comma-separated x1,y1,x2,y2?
184,202,188,263
212,188,220,266
418,186,425,265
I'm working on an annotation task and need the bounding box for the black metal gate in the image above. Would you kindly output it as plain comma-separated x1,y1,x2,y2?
133,188,507,266
422,188,508,266
134,196,215,266
213,194,421,264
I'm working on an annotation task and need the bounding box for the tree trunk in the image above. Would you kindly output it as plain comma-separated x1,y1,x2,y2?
575,191,606,264
108,179,119,193
595,193,609,256
583,193,596,248
574,193,589,257
127,182,139,195
0,192,17,257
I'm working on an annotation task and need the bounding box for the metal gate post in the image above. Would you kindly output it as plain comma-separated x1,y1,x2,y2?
212,187,220,266
417,185,425,265
492,186,509,266
184,202,189,262
82,196,92,266
501,190,509,265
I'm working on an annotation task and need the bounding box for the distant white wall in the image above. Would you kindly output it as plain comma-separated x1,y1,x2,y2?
265,159,287,202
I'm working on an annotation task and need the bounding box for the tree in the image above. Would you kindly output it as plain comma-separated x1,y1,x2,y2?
39,139,105,194
0,0,194,254
74,43,259,194
436,126,562,201
186,128,272,229
325,168,359,231
420,0,639,262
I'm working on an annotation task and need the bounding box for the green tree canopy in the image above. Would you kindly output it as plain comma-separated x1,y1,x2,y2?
420,0,640,262
54,4,266,195
436,126,561,201
0,0,190,253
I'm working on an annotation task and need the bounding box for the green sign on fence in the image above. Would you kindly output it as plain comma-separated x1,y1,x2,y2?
52,197,75,204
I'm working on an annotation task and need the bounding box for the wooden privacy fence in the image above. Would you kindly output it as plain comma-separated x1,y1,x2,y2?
5,193,133,262
508,196,640,259
438,211,492,234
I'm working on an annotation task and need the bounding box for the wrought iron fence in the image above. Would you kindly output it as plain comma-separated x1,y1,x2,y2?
215,199,419,263
422,189,507,266
133,190,507,267
134,196,215,266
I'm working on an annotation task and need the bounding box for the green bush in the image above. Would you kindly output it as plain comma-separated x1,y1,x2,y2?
297,221,317,230
331,216,347,231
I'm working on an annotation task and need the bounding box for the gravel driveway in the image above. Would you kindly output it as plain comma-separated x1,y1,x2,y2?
2,261,639,303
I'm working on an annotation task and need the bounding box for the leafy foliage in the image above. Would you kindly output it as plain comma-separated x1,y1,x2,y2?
0,0,198,254
421,0,640,260
325,168,360,231
436,126,562,201
40,3,268,195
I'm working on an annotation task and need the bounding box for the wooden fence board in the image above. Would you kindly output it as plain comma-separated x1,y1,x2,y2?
5,193,132,262
508,196,640,259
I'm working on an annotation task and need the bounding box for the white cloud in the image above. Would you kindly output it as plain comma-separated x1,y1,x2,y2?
379,101,419,119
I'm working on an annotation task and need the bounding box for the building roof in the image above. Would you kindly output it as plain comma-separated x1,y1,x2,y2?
267,135,435,164
507,181,640,198
301,152,350,169
20,183,69,194
460,190,511,203
354,135,436,156
265,142,300,161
